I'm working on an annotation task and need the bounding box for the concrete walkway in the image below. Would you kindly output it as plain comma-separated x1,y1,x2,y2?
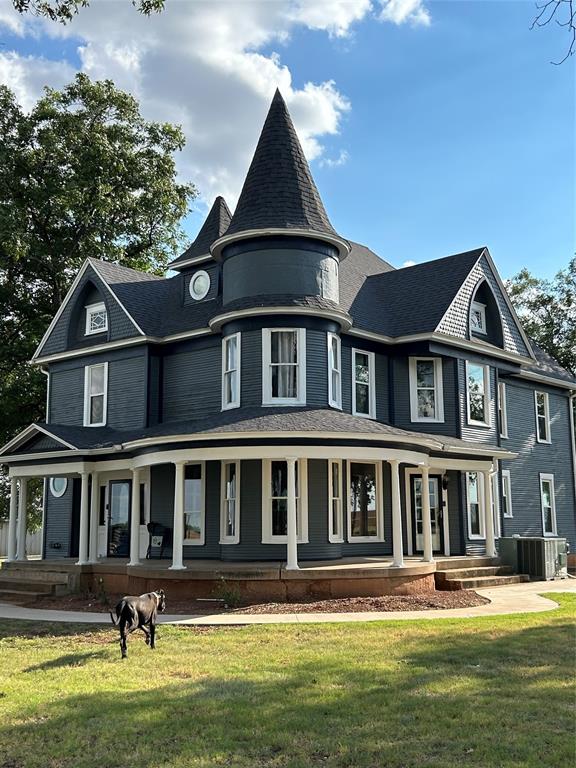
0,580,574,625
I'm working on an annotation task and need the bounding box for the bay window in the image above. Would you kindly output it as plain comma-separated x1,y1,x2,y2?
352,349,375,418
83,362,108,427
327,333,342,409
262,328,306,405
222,333,241,410
262,459,308,543
409,357,444,422
347,460,382,541
467,362,490,426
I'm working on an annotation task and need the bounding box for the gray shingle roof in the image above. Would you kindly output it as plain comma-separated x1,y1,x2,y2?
524,341,576,384
169,197,231,269
224,90,338,239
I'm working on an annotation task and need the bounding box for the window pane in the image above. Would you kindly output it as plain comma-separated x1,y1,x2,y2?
330,336,339,369
470,503,481,535
468,365,485,393
355,353,369,384
468,473,479,503
90,394,104,423
272,498,287,536
355,383,370,414
271,331,297,364
417,390,436,418
90,365,105,394
331,462,340,498
89,310,107,332
226,500,236,537
271,461,287,498
272,364,297,398
470,392,485,422
184,465,202,514
416,360,435,388
349,462,377,537
536,393,545,416
184,511,201,541
226,337,237,371
541,481,551,508
538,416,547,441
331,370,340,400
331,499,340,537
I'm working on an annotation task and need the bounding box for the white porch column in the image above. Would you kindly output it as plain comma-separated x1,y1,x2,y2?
88,472,100,564
16,477,28,561
128,467,141,567
285,456,299,571
389,459,404,567
170,461,186,570
7,477,19,562
421,466,434,563
76,471,90,565
483,469,496,558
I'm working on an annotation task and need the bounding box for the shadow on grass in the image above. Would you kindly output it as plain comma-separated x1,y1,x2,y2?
0,620,110,641
25,651,108,672
0,606,574,768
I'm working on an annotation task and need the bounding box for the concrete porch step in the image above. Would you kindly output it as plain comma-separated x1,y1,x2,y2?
0,588,48,602
436,566,514,582
434,556,501,570
0,578,55,594
439,574,531,590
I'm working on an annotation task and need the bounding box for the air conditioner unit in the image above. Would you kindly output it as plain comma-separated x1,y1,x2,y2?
516,537,568,581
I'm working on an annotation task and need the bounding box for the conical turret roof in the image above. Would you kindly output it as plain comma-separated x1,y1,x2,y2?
223,90,338,240
169,196,231,270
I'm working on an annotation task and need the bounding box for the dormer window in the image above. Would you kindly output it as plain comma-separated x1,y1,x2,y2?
470,301,487,335
85,302,108,335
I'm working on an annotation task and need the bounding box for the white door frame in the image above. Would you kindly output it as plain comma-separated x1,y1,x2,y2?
404,467,450,557
96,469,150,558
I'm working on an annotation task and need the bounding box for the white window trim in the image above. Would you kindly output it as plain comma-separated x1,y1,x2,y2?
352,348,376,419
189,270,211,301
49,477,68,498
498,381,508,439
327,332,342,410
221,333,241,411
408,357,445,423
466,361,491,427
220,460,240,544
539,473,557,536
183,461,206,546
85,302,108,336
466,471,485,540
491,473,502,539
83,362,108,427
328,459,344,543
501,470,513,518
262,328,306,406
470,300,487,335
261,459,309,544
535,391,551,444
346,459,384,542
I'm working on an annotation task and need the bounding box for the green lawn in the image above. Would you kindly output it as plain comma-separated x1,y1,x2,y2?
0,595,574,768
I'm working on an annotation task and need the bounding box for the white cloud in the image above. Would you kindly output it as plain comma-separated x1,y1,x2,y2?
0,0,431,210
378,0,430,27
402,259,417,267
319,149,350,168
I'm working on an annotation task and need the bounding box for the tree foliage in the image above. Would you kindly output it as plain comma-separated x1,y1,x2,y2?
506,259,575,374
0,73,196,526
12,0,164,23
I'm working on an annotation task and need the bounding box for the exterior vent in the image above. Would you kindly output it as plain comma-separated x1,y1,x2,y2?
499,536,569,581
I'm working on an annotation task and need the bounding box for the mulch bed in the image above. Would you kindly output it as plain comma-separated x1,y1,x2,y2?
22,590,489,615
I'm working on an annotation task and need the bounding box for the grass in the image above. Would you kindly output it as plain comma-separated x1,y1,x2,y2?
0,594,574,768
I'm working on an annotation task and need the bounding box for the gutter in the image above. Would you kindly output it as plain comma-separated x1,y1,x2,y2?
570,393,576,506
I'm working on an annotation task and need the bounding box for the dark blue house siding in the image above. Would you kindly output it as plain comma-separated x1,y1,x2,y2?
44,481,74,558
162,337,221,423
48,347,147,430
392,357,458,436
38,266,141,358
500,380,576,548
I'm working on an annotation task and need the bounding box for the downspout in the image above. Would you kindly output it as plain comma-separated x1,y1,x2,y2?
569,392,576,506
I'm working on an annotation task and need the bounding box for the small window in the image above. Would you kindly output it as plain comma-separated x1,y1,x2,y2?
491,474,501,538
470,301,487,335
49,477,68,498
222,333,241,410
328,460,343,543
347,460,383,541
540,474,557,535
498,381,508,439
189,270,211,301
502,470,513,518
83,363,108,427
466,472,485,539
183,463,205,545
262,328,306,406
409,357,444,422
535,391,551,443
85,302,108,336
261,459,308,543
327,333,342,409
466,362,490,426
352,349,376,419
220,461,240,544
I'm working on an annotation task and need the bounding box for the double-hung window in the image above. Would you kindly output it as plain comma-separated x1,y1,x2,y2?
220,461,240,544
262,459,308,543
535,391,551,443
262,328,306,405
409,357,444,422
85,302,108,335
466,472,485,539
466,362,490,426
352,349,376,418
222,333,241,410
498,381,508,438
83,363,108,426
539,474,557,535
347,460,383,541
328,460,343,542
184,463,205,545
327,333,342,409
501,470,513,518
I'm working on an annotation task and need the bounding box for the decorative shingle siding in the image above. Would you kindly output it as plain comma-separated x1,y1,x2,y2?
37,266,141,358
16,434,65,453
162,337,221,423
437,254,530,357
500,380,576,548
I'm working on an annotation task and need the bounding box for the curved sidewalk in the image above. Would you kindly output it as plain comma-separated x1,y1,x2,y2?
0,580,573,625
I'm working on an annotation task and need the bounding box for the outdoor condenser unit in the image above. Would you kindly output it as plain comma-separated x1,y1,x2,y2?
515,537,568,581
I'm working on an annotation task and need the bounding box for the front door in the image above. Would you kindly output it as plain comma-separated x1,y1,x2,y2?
107,480,132,557
411,475,443,554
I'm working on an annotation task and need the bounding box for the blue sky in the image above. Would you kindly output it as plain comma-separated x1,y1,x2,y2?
0,0,573,280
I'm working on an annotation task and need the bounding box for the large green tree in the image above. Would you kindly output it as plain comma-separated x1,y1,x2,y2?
0,73,195,526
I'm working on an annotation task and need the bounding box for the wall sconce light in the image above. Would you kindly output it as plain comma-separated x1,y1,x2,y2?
441,475,449,491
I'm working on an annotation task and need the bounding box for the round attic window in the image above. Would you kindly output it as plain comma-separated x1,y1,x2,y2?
189,270,210,301
49,477,68,498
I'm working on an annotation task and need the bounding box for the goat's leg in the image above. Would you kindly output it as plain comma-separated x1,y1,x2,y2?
141,625,151,645
149,621,156,650
119,620,128,659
